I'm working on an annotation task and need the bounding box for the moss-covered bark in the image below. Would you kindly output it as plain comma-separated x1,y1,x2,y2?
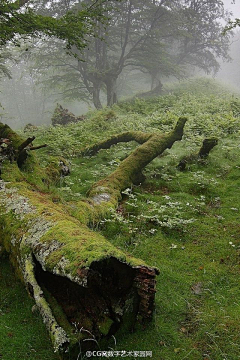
0,118,187,358
86,117,187,216
82,131,152,156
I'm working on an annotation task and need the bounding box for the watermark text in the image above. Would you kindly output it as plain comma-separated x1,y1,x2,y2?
85,350,153,358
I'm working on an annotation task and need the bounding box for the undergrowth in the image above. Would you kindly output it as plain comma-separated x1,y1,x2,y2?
3,77,240,359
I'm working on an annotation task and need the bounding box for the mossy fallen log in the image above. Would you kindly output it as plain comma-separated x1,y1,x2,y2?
87,117,187,203
0,117,187,358
0,179,157,356
177,137,218,171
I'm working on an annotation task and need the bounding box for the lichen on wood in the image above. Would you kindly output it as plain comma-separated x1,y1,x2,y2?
0,117,187,358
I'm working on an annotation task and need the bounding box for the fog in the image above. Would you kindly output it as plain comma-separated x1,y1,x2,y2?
223,0,240,19
1,0,240,128
215,1,240,89
217,31,240,90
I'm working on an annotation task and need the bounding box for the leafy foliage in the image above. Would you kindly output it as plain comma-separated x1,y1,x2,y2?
21,0,231,110
0,0,108,49
224,18,240,32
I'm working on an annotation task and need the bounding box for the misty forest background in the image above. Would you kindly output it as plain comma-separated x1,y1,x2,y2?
1,1,240,360
1,0,239,128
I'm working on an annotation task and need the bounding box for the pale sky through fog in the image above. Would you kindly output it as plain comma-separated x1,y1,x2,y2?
223,0,240,19
216,1,240,89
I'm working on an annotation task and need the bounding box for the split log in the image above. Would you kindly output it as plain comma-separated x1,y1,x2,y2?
0,117,187,358
177,137,218,171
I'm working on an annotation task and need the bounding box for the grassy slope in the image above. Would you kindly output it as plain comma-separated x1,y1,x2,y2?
0,258,59,360
1,78,240,360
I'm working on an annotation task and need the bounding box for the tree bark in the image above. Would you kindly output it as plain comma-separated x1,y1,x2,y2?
0,117,187,358
137,80,163,98
198,138,218,158
92,84,103,109
105,76,118,107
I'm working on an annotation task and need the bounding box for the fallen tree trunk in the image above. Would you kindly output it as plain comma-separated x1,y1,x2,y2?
0,117,187,358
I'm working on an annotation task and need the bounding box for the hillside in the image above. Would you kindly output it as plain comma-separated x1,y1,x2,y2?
1,78,240,360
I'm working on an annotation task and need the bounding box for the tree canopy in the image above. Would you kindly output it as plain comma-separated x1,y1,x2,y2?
22,0,231,109
0,0,108,49
0,0,233,113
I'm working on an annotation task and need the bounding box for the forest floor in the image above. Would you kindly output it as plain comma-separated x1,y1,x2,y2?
1,78,240,360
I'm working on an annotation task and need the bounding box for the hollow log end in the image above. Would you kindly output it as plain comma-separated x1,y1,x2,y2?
31,255,159,357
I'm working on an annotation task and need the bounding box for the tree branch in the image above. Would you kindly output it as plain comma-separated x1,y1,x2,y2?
18,136,35,152
29,144,47,150
82,131,153,156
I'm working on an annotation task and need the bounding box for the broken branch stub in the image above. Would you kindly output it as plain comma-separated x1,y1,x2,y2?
177,137,218,171
18,136,35,152
198,138,218,158
0,123,47,168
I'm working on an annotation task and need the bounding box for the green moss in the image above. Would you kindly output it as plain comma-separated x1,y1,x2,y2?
0,257,60,360
88,118,187,208
97,317,114,336
39,219,146,274
45,156,70,184
1,162,24,182
82,131,152,156
41,285,79,343
0,123,24,149
24,257,70,352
